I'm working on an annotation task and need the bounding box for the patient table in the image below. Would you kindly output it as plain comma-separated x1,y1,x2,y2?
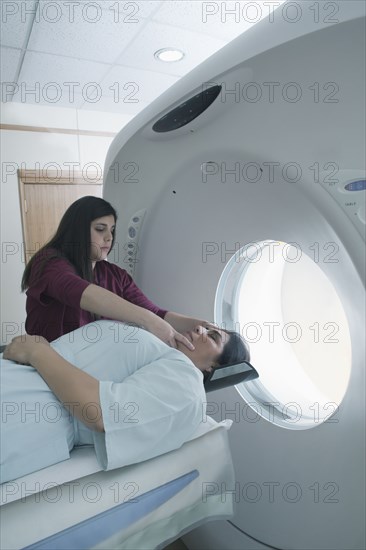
1,417,234,550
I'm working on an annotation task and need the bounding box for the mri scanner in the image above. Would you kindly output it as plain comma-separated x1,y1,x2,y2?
104,2,365,549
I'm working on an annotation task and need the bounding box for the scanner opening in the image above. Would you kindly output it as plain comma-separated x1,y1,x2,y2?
215,240,352,429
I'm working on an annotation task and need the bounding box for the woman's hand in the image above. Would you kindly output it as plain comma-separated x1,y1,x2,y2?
144,314,195,350
3,335,50,366
164,312,217,335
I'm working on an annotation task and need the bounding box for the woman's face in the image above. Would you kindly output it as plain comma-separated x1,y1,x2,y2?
178,325,230,374
90,215,116,264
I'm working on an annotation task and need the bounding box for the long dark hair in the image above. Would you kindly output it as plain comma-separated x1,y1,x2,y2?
203,330,250,382
203,329,251,384
217,330,250,367
21,196,117,290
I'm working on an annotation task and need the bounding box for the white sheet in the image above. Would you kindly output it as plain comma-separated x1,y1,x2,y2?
1,322,208,484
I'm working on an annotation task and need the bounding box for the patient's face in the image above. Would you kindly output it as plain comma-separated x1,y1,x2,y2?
178,326,230,374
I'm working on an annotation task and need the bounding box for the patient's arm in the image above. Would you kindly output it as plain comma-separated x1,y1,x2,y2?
3,336,104,432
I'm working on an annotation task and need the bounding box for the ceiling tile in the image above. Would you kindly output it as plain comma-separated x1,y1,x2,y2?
152,1,283,40
10,89,86,109
27,4,145,63
15,51,110,108
98,0,163,19
0,0,37,49
98,64,179,105
66,0,162,19
79,94,149,116
115,20,226,77
0,48,23,98
18,50,109,85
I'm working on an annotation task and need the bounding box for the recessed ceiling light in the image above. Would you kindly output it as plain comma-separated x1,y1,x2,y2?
154,48,185,63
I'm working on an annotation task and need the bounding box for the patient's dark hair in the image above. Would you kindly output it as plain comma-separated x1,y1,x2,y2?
21,196,117,290
217,330,250,366
203,330,251,383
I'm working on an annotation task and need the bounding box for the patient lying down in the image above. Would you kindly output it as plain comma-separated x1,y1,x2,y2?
1,320,249,483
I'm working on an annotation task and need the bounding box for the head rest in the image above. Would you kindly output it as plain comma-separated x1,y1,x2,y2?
204,361,258,393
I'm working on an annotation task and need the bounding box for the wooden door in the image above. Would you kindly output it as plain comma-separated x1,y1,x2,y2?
18,170,103,264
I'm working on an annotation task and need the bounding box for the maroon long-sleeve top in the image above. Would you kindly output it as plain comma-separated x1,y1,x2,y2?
25,252,167,341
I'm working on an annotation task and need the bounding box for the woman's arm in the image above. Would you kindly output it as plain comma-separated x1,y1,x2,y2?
26,255,193,350
3,336,104,432
80,284,194,350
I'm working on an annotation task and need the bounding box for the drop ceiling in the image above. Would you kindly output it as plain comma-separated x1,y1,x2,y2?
1,1,283,116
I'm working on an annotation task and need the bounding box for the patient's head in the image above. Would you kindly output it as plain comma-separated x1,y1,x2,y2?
177,325,250,375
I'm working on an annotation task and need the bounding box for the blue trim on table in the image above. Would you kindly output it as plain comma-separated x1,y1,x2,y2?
23,470,199,550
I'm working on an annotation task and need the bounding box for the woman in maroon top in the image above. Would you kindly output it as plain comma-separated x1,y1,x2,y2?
22,196,210,347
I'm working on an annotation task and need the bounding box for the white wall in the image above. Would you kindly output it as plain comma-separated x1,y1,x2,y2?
0,102,132,345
